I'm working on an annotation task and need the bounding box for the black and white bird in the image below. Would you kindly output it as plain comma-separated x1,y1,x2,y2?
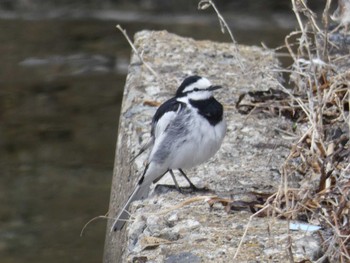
113,75,226,231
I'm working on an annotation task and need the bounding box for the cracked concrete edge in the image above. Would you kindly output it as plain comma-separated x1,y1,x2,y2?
103,30,320,263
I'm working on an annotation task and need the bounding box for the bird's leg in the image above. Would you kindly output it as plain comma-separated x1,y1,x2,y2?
155,169,211,194
169,170,182,192
178,169,199,191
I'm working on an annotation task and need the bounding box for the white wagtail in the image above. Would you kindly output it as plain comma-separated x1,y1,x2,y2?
113,75,226,231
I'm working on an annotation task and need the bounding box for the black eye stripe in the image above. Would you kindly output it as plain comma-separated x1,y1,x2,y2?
179,86,210,97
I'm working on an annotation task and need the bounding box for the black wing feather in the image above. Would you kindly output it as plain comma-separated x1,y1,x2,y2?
151,98,184,136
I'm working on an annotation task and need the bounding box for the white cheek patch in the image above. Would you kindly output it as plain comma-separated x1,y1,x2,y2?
187,90,212,100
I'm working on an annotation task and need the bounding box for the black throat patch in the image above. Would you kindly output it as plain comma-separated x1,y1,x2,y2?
189,97,223,126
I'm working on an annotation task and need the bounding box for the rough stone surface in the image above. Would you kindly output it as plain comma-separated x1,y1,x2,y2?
165,252,201,263
104,30,321,263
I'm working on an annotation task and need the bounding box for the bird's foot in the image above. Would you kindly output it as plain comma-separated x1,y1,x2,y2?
155,184,213,194
188,185,212,193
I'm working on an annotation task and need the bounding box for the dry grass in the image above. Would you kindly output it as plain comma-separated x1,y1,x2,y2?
224,0,349,261
267,1,350,262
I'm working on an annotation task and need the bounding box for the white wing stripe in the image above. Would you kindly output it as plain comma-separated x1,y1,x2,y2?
153,108,179,139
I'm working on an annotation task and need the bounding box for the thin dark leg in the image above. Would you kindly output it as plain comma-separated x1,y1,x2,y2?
178,169,198,190
169,170,181,192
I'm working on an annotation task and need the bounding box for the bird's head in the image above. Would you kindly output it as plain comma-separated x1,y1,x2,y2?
176,75,222,100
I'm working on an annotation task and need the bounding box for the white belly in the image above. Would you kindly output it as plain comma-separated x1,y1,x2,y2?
168,114,226,169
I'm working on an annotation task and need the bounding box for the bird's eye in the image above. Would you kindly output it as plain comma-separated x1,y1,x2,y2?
193,88,199,91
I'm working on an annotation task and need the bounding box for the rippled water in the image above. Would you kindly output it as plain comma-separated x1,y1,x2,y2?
0,9,294,263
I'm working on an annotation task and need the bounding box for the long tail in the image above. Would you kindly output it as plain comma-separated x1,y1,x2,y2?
112,162,168,231
111,179,151,231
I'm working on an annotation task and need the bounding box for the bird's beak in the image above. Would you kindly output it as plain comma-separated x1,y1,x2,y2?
208,85,223,91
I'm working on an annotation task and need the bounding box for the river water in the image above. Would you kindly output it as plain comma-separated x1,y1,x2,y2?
0,7,296,263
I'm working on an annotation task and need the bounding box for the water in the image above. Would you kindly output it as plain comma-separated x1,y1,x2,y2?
0,9,294,263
